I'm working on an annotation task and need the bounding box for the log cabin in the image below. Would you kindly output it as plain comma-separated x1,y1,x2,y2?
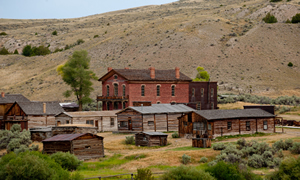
54,110,118,132
135,132,168,147
116,104,194,132
178,109,276,138
42,133,104,160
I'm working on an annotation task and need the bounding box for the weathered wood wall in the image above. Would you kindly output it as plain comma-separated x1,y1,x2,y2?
117,109,142,131
72,135,104,160
192,138,211,148
52,126,98,136
135,133,168,147
179,112,209,138
43,141,72,154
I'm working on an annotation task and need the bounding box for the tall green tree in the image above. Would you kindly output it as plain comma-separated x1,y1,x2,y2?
57,50,97,111
193,66,210,81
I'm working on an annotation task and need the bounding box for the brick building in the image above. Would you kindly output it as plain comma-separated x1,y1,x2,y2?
97,67,217,110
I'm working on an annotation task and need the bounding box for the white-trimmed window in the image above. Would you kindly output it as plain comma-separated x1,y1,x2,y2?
114,83,118,96
157,85,160,96
197,102,201,110
246,121,250,131
114,74,118,79
208,124,212,130
122,85,126,96
171,85,175,96
263,121,268,130
141,85,145,96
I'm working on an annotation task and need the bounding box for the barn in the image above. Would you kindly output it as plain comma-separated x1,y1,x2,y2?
178,109,276,138
135,132,168,147
116,104,194,132
42,133,104,160
54,110,118,132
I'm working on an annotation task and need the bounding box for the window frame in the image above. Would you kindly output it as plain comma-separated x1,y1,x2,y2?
192,88,195,97
211,88,214,97
227,122,232,130
106,85,110,96
246,121,250,131
113,83,118,96
110,118,114,126
114,74,118,79
120,121,128,127
156,85,161,96
148,121,154,126
263,120,268,130
122,85,126,97
141,85,145,96
208,123,212,130
197,102,201,110
211,102,214,109
201,88,204,97
86,120,94,125
171,85,175,96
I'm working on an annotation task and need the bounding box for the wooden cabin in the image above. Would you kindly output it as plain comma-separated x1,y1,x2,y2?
55,111,118,132
179,109,276,138
135,132,168,147
5,101,64,130
42,133,104,160
116,104,195,132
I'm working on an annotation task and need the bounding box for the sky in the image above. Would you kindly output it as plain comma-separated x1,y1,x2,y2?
0,0,177,19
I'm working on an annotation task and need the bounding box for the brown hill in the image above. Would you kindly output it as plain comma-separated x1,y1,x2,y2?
0,0,300,102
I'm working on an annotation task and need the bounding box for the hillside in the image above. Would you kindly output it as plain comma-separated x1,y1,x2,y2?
0,0,300,102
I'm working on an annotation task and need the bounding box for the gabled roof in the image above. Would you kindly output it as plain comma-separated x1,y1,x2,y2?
42,133,103,142
0,94,30,104
194,109,276,120
55,110,118,117
99,69,192,81
7,101,64,116
117,104,195,115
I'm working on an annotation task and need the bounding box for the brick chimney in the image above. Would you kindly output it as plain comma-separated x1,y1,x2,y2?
1,92,4,98
107,67,112,72
43,103,46,114
124,67,129,69
175,67,180,79
150,67,155,79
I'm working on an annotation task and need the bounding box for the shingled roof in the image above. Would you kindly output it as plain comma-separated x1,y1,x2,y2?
8,101,65,115
42,133,103,142
0,94,30,104
194,109,276,120
99,69,192,81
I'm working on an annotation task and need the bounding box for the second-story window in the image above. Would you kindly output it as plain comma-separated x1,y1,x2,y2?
122,85,126,96
141,85,145,96
114,84,118,96
192,88,195,97
211,88,214,97
157,85,160,96
171,85,175,96
201,88,204,97
106,85,110,96
114,75,118,79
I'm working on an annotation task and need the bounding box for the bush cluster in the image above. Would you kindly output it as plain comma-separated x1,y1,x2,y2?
263,13,278,23
181,154,191,164
0,32,7,35
50,152,81,171
200,156,208,163
291,13,300,23
0,47,9,55
268,156,300,179
161,165,216,180
272,139,293,150
22,45,50,56
125,136,135,145
212,143,226,150
135,168,154,180
172,132,180,138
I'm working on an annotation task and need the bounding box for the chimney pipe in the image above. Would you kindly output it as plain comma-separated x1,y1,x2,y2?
150,67,155,79
43,103,46,114
107,67,112,72
1,92,4,98
175,67,180,79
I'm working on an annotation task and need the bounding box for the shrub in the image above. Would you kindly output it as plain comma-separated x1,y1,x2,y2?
286,19,292,23
172,132,179,138
22,45,33,56
289,142,300,154
182,154,191,164
237,138,247,148
267,157,300,180
50,152,81,171
0,47,9,55
54,47,63,53
65,44,70,50
0,151,70,180
288,62,293,67
270,0,282,2
32,45,51,56
93,35,99,38
0,32,7,35
200,157,208,163
13,49,19,54
134,168,154,180
285,139,293,149
263,13,278,23
77,39,84,45
248,154,264,168
273,139,293,150
161,165,216,180
206,161,249,180
291,13,300,23
52,30,57,35
212,143,226,150
277,149,284,158
125,136,135,145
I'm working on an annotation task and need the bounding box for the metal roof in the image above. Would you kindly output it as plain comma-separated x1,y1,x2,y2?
42,133,103,142
194,109,276,120
139,132,168,136
55,110,118,117
118,104,195,115
0,94,30,104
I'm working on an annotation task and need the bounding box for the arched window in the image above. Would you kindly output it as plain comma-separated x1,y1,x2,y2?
192,88,195,97
197,102,201,110
114,84,118,96
106,85,110,96
122,85,126,97
157,85,160,96
114,75,118,79
141,85,145,96
157,101,161,104
171,85,175,96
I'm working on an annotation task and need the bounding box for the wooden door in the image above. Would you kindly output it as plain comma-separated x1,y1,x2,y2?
160,137,167,146
128,117,132,130
95,120,98,128
57,121,61,126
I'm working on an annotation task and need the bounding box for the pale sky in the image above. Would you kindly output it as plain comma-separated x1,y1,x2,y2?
0,0,177,19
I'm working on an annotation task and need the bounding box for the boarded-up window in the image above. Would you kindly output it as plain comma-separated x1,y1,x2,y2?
263,121,268,130
114,84,118,96
208,123,212,130
86,120,94,125
110,118,114,126
148,121,154,125
227,122,232,130
211,88,214,97
171,85,175,96
246,121,250,131
197,102,201,110
122,85,126,96
120,121,128,127
192,88,195,97
106,85,110,96
201,88,204,97
157,85,160,96
141,85,145,96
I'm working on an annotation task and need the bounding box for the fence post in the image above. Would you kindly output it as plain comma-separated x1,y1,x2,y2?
131,173,134,180
98,177,101,180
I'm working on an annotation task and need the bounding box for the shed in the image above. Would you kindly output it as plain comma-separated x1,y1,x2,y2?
179,109,276,138
30,127,52,142
135,132,168,147
117,104,195,132
42,133,104,160
55,110,118,132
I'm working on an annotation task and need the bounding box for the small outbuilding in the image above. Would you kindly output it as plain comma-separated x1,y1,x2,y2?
42,133,104,160
135,132,168,147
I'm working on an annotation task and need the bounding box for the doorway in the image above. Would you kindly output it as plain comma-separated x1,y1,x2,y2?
128,117,132,130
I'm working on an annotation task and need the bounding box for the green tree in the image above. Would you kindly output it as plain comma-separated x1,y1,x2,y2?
57,50,97,111
291,13,300,23
22,45,33,56
263,13,278,23
52,30,58,35
193,66,210,81
0,32,7,36
0,47,9,55
32,45,51,56
13,49,19,54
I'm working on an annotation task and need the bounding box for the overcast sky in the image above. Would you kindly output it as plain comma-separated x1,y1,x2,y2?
0,0,176,19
